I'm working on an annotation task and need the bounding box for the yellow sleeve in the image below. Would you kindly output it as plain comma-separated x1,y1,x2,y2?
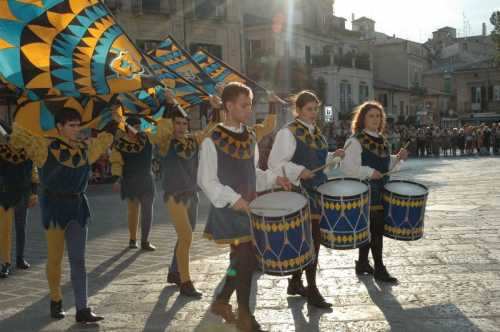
253,114,277,142
9,123,48,167
193,121,219,146
145,118,173,146
87,132,113,164
31,164,39,184
109,147,124,177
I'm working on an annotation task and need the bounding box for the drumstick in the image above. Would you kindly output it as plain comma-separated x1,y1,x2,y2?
311,140,352,174
381,141,411,177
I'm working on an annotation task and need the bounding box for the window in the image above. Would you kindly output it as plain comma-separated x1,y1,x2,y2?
400,100,405,116
190,43,222,59
378,93,388,107
195,0,226,19
494,86,500,101
136,39,161,52
339,81,352,113
471,86,481,103
359,82,369,103
305,46,311,65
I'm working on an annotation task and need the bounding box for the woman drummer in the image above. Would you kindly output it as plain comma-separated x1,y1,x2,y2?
268,90,344,308
340,101,408,283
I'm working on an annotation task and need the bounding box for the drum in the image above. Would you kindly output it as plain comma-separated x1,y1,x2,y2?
316,178,370,250
249,191,314,276
382,180,429,241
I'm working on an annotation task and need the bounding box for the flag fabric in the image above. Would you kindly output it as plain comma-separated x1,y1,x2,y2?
14,95,113,136
193,50,246,86
146,57,209,110
148,35,216,95
0,0,157,99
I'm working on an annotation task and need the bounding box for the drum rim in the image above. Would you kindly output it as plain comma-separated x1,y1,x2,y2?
383,180,429,198
250,191,308,218
316,177,370,199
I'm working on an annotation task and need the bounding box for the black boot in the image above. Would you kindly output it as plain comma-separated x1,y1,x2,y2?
0,263,11,278
50,300,66,319
287,277,307,297
306,286,332,309
180,281,202,298
129,239,138,249
75,307,104,323
16,257,30,269
167,271,181,286
140,241,156,251
374,265,398,284
355,260,374,275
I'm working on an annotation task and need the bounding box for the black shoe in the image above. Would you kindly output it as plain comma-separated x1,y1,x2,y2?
141,241,156,251
374,265,398,284
50,300,66,319
129,239,138,249
180,281,202,298
167,271,181,286
287,277,307,297
355,260,374,275
16,257,30,269
0,263,11,278
251,314,267,331
306,287,332,309
75,307,104,323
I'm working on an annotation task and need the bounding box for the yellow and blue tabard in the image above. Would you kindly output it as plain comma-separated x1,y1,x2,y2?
0,143,36,209
113,131,155,200
203,125,257,245
38,137,92,229
355,131,390,211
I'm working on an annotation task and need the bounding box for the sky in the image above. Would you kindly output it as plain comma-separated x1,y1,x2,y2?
334,0,499,42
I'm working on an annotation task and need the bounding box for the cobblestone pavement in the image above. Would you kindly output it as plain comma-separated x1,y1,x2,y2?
1,157,500,332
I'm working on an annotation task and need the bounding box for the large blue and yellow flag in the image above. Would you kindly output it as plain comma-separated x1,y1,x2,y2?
193,50,246,86
0,0,157,99
148,35,216,95
14,95,114,136
193,49,265,93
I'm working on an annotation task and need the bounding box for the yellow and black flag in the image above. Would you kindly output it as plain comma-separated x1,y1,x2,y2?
0,0,157,99
148,35,217,96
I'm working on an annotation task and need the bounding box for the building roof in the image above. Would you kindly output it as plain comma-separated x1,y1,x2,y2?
353,16,375,23
374,80,409,92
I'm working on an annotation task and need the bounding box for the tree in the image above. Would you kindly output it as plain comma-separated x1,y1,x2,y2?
491,11,500,66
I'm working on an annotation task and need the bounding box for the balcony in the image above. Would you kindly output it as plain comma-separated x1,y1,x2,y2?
312,53,371,71
131,0,175,15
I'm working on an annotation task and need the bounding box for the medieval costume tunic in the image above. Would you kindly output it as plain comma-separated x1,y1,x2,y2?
340,129,402,281
9,124,113,311
267,118,335,307
198,123,278,316
109,118,171,246
0,143,38,275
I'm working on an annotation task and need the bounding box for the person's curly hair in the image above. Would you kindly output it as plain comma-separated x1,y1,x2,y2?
351,101,386,135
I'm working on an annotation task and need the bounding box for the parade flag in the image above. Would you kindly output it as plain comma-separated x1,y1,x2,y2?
148,35,216,95
14,95,114,136
0,0,158,99
146,56,209,110
193,49,266,93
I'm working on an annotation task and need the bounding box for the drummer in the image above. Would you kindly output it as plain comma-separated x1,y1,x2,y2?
268,90,344,308
340,101,408,283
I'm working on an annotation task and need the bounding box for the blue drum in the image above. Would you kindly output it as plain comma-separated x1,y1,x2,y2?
382,180,429,241
316,178,370,250
249,191,314,276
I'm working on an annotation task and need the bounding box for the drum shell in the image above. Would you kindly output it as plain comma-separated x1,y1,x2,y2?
316,178,371,250
250,194,314,276
382,180,428,241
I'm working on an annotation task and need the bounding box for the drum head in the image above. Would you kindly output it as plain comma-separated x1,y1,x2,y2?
317,178,369,198
250,191,307,217
385,181,428,197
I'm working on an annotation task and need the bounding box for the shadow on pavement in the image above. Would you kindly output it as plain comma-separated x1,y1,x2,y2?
360,276,479,332
0,248,141,331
